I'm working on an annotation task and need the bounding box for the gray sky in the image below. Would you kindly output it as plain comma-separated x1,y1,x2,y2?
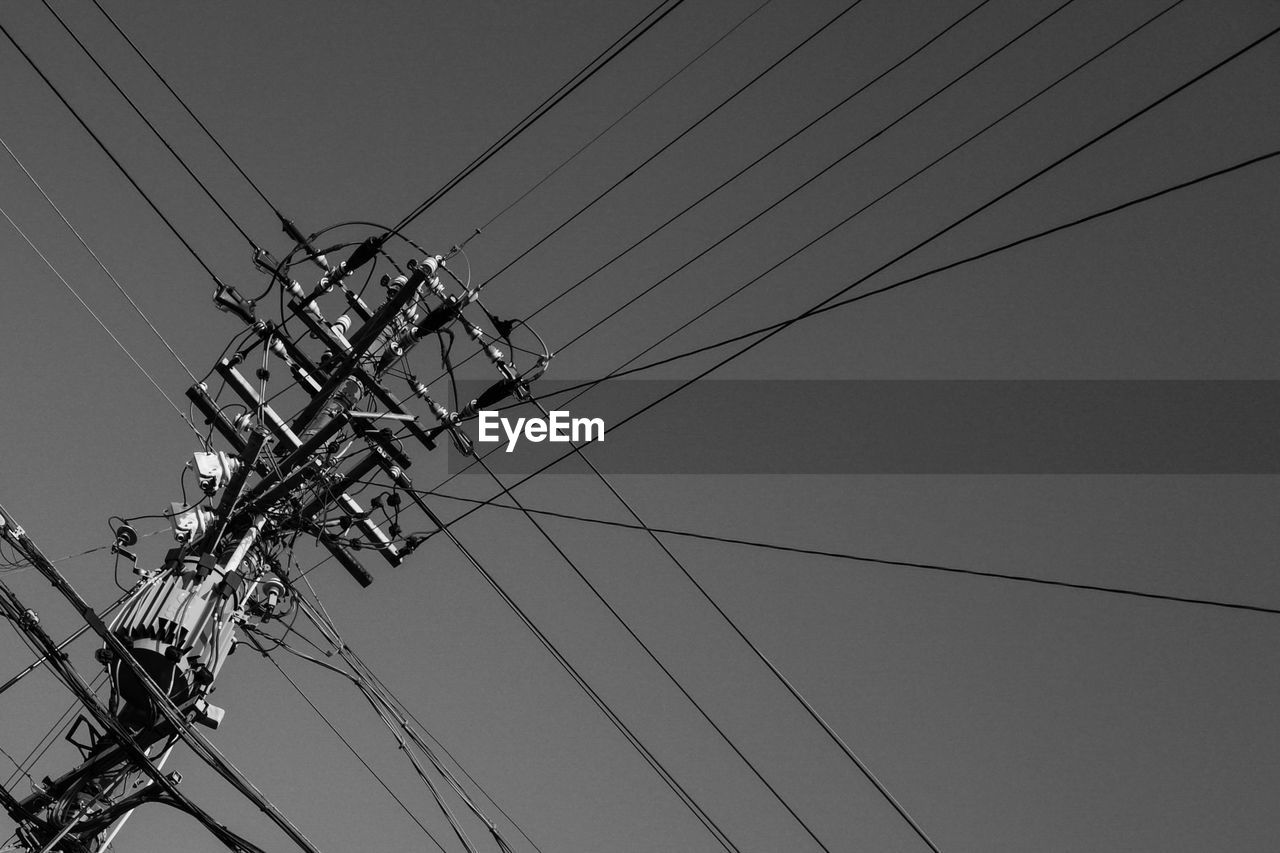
1,0,1279,851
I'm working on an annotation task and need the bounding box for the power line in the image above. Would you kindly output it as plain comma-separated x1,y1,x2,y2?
381,0,981,396
463,448,838,851
418,0,1201,492
539,145,1280,400
409,497,743,853
393,0,689,234
522,0,999,331
420,0,1164,400
243,632,451,853
327,649,487,853
473,380,943,850
402,71,1280,835
346,660,522,853
548,0,1186,387
288,553,682,853
0,585,144,700
264,590,539,853
0,18,227,289
476,0,778,235
444,147,1280,509
11,1,845,848
0,134,199,384
2,681,104,790
319,643,545,853
0,745,30,789
384,43,1280,806
354,683,480,853
577,21,1280,438
404,143,1280,826
87,0,286,222
426,489,1280,617
0,201,204,442
469,0,870,295
9,6,1265,852
499,15,1278,413
40,0,261,252
49,525,168,564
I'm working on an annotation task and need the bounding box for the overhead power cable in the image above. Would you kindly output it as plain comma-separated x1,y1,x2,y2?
477,0,777,235
0,134,198,384
479,353,942,853
393,0,689,234
2,676,106,791
409,499,742,853
444,149,1280,508
88,0,287,225
523,0,999,330
535,145,1280,400
546,0,1143,358
424,0,1160,394
544,0,1076,363
411,120,1280,850
302,636,545,853
0,584,143,700
243,632,450,853
493,14,1277,416
262,565,544,853
564,22,1280,441
414,0,996,398
410,147,1274,831
349,676,480,853
470,0,869,294
0,745,30,789
275,599,524,853
407,109,1280,839
0,19,227,289
40,0,260,252
0,202,204,442
427,490,1280,617
394,131,1274,845
546,0,1185,387
463,447,838,851
421,0,1193,490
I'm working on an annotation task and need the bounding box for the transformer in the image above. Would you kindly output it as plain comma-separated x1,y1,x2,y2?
108,546,257,729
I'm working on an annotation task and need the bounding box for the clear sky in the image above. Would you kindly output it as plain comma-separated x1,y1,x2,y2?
1,1,1279,851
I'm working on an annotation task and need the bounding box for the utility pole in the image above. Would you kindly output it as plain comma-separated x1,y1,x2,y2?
0,227,549,852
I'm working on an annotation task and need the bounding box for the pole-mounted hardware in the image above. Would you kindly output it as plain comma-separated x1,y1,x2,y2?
1,222,551,852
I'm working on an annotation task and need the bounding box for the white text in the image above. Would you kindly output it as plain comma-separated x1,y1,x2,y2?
477,410,605,452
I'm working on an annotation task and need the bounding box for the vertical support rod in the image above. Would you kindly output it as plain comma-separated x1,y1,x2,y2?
97,744,174,851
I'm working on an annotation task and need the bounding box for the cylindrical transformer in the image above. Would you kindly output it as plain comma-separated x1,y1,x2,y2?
110,553,246,726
